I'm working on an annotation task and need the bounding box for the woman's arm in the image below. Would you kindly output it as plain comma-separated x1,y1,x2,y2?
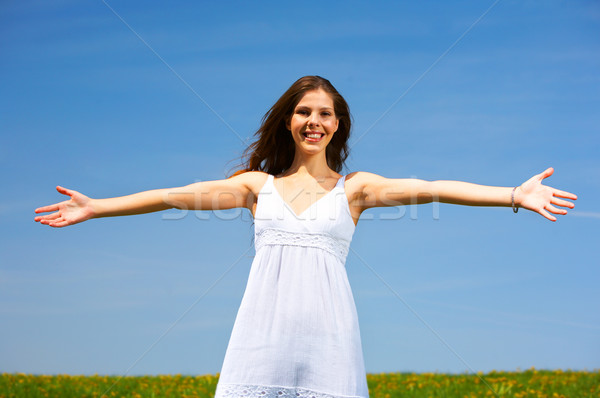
347,167,577,222
34,171,267,228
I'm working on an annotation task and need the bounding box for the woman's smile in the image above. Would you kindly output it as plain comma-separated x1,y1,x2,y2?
303,130,325,142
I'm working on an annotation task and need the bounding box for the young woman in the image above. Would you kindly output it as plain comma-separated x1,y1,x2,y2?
34,76,576,398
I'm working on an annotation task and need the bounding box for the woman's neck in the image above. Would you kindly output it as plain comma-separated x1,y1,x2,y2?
283,152,335,178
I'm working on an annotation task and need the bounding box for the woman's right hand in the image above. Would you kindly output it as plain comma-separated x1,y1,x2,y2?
34,186,95,228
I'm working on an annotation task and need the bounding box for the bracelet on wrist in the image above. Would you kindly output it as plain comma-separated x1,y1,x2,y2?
511,186,519,213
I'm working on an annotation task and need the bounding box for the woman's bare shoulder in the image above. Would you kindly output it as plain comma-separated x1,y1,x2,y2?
345,171,383,180
345,171,385,185
344,171,384,197
229,170,270,194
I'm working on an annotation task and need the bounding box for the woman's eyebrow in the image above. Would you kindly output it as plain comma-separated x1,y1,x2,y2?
294,105,334,112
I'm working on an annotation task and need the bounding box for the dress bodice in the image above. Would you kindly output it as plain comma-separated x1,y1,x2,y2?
254,174,356,263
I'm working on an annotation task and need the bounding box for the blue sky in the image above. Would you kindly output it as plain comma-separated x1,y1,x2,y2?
1,1,599,376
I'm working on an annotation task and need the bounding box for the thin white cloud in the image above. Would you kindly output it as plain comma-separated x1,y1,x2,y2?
569,211,600,219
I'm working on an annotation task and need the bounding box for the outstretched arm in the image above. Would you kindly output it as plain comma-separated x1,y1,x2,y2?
34,171,267,228
348,167,577,222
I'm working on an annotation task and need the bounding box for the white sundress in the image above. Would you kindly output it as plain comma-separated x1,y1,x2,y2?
215,174,368,398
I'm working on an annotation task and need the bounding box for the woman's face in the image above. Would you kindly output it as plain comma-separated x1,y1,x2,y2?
287,89,339,156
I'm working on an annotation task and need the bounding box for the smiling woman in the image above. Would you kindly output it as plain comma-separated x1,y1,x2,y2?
34,76,577,398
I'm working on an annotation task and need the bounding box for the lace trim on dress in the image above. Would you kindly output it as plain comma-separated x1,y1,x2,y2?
255,228,349,262
215,383,365,398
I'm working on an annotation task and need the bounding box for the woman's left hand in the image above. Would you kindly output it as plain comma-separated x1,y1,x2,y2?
515,167,577,221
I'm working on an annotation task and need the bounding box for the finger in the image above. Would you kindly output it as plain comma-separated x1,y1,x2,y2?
35,204,60,213
35,212,61,222
45,216,63,226
552,189,577,200
39,212,61,222
50,219,70,228
56,186,76,197
539,208,557,222
538,167,554,181
551,197,575,209
546,204,567,215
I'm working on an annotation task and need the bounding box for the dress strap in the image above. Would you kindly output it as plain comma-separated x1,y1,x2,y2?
261,174,274,193
335,174,346,189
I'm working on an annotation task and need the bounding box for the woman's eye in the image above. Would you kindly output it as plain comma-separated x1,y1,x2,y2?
321,112,331,117
297,110,308,115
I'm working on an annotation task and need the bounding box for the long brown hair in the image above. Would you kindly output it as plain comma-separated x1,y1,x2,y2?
231,76,351,177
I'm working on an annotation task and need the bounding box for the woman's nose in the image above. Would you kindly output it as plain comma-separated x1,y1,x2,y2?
308,113,320,126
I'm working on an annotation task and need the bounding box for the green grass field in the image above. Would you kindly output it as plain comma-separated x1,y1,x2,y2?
1,369,598,398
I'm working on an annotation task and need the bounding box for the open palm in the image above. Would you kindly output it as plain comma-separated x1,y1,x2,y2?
517,167,577,221
34,186,95,228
